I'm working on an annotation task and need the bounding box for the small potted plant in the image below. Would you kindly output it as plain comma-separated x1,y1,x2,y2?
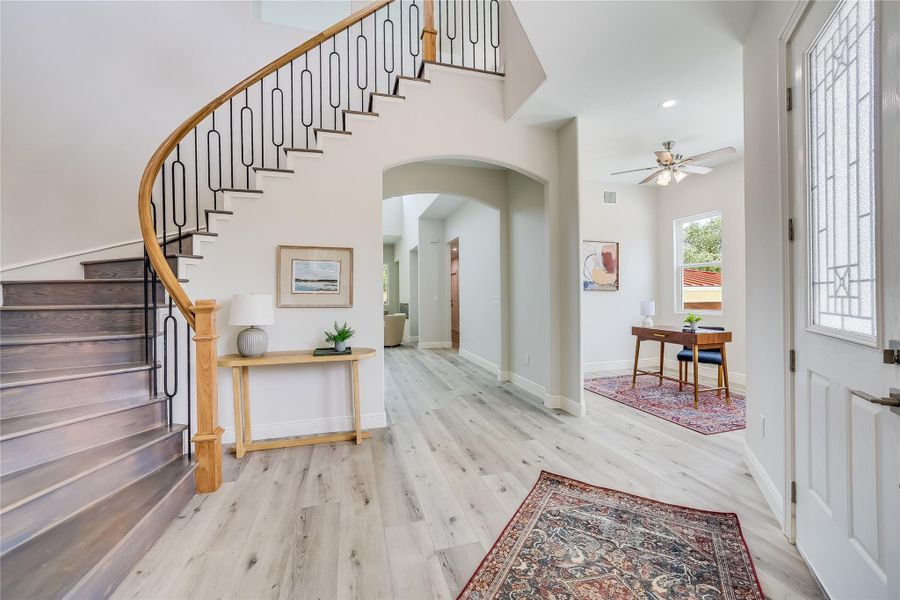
683,313,702,332
324,321,355,352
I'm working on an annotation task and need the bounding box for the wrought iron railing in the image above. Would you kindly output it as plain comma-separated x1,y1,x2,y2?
138,0,501,492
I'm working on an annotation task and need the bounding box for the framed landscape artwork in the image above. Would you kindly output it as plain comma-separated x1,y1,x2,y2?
582,240,619,291
277,245,353,307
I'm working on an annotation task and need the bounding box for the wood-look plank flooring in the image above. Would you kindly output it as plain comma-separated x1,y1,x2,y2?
112,346,822,600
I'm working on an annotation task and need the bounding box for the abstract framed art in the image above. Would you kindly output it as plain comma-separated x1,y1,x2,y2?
582,240,619,291
276,245,353,307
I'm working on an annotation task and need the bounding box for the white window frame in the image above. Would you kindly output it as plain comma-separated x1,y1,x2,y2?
674,210,724,315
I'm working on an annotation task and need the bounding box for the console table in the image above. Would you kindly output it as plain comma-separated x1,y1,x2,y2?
630,326,732,408
218,348,376,458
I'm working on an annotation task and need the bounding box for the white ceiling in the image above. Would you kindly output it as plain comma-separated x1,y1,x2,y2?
421,194,470,219
511,0,758,185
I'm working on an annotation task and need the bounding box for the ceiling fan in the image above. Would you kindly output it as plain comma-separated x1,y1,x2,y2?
610,141,735,186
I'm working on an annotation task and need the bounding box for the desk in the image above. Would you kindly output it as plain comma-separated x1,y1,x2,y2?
630,326,732,408
218,348,376,458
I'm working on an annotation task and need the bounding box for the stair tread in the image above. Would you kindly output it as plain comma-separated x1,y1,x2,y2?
0,457,193,599
1,424,187,512
1,278,186,285
1,303,160,310
0,361,153,387
0,331,149,346
81,253,200,266
0,393,162,440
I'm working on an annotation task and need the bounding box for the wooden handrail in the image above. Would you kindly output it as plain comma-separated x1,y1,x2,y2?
137,0,392,328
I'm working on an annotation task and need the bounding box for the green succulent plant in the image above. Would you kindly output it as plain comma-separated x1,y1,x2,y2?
683,313,703,326
324,321,356,344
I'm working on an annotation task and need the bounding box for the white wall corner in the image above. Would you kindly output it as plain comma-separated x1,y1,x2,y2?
509,372,546,399
743,443,786,531
498,370,511,382
418,341,452,349
543,394,586,417
222,412,387,445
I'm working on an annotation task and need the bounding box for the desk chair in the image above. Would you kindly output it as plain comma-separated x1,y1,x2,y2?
677,326,728,397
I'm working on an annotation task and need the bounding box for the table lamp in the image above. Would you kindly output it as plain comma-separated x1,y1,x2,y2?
640,300,655,327
229,294,274,357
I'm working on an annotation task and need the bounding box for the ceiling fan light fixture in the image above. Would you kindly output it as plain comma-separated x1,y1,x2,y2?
659,98,678,109
656,170,672,186
673,170,687,183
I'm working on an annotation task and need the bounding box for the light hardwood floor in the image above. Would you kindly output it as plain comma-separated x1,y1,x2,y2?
112,346,822,599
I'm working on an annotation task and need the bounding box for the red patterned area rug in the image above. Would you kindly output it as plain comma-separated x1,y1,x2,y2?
584,374,745,435
458,472,764,600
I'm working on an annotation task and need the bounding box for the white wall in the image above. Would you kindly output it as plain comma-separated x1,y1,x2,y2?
0,1,314,268
445,201,502,369
580,183,659,371
507,171,550,390
655,159,747,382
741,0,797,527
184,63,567,445
416,218,449,348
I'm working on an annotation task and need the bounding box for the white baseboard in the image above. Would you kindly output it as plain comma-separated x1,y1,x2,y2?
458,348,500,376
418,341,452,349
498,371,511,382
402,334,418,343
222,412,387,444
509,372,546,398
743,443,786,530
544,394,585,417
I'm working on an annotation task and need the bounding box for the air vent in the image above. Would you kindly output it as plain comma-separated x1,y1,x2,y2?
603,191,617,205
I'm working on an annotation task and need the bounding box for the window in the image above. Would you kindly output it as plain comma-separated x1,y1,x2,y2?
806,0,877,341
383,264,389,306
675,212,723,312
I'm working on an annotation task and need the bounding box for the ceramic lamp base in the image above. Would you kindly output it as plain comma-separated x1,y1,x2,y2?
641,317,654,327
237,326,268,357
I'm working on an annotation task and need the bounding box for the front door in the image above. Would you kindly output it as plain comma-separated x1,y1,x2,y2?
789,1,900,598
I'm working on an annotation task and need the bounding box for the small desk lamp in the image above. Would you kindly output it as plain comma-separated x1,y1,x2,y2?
229,294,274,357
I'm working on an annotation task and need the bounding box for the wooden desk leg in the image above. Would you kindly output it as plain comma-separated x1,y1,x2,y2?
351,360,362,445
721,343,731,404
692,345,700,409
658,341,665,386
231,367,245,459
717,365,723,398
241,366,252,444
631,338,642,388
679,361,684,391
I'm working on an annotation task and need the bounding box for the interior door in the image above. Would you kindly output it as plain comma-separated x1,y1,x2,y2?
450,240,460,349
789,1,900,598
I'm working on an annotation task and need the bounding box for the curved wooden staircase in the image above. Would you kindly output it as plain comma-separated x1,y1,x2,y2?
0,0,500,596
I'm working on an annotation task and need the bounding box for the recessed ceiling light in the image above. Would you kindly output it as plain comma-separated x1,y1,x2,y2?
659,99,678,109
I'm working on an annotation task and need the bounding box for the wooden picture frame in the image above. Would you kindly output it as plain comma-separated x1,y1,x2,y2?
582,240,619,291
277,245,353,307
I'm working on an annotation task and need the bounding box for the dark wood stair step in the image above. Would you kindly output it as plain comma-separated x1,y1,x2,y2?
0,457,194,600
0,362,156,418
82,254,198,280
0,424,186,555
368,92,405,112
423,59,505,77
0,332,153,374
392,75,430,95
0,395,167,476
1,304,155,336
1,278,178,306
161,230,216,256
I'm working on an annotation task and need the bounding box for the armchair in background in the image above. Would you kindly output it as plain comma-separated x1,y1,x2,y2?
384,314,406,347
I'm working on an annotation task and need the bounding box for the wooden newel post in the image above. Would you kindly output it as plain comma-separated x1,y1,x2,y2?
190,299,223,494
422,0,437,62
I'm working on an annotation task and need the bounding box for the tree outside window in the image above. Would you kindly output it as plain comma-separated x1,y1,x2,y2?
676,212,723,312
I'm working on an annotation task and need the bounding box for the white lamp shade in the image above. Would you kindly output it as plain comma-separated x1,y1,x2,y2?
229,294,274,326
640,300,656,317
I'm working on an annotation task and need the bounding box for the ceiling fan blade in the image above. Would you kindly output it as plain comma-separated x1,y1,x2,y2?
681,146,736,164
639,169,664,185
610,166,657,175
679,165,713,175
654,150,672,164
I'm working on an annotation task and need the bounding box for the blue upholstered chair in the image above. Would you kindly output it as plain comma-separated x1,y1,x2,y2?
677,326,726,396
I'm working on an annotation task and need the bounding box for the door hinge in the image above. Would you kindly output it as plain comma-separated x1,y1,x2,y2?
788,218,795,241
787,87,793,111
791,481,797,504
789,350,796,372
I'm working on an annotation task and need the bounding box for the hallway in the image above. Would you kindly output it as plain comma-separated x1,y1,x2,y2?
112,346,821,599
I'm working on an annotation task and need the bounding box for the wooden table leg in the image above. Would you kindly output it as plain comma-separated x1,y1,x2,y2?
241,366,252,444
678,360,684,391
631,337,642,388
658,340,665,386
721,343,731,404
692,345,700,409
351,360,362,444
231,367,245,459
717,365,723,398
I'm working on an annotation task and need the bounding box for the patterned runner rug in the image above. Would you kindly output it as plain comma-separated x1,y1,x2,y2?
458,472,764,600
584,374,745,435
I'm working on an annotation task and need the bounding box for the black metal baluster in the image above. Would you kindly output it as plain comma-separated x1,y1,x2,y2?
241,89,253,187
260,80,265,168
290,61,295,149
272,69,284,167
319,46,323,131
374,9,379,92
446,0,457,65
490,0,499,71
410,1,421,75
163,300,177,426
229,99,235,189
330,37,341,129
301,55,313,148
161,166,168,253
384,3,395,93
469,0,479,69
346,28,351,115
208,112,223,213
193,127,200,230
357,21,368,110
186,321,192,459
